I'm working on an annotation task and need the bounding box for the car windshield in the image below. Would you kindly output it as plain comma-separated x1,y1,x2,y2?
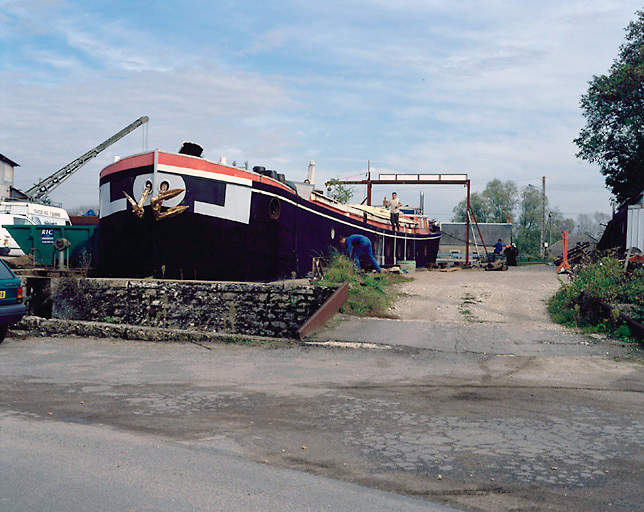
0,260,16,280
13,216,34,225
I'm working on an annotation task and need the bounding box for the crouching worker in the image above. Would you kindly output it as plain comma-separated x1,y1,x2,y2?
339,235,382,272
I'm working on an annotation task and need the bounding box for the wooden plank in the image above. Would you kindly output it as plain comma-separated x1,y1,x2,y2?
595,297,644,340
297,281,349,340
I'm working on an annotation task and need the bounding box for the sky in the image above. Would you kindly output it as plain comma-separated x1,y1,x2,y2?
0,0,642,221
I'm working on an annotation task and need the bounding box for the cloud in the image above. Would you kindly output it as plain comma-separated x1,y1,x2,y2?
21,48,83,71
60,24,173,72
0,61,299,207
1,0,639,220
1,0,188,77
238,28,288,56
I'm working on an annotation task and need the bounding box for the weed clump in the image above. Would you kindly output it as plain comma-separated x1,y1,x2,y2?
316,252,407,317
549,257,644,341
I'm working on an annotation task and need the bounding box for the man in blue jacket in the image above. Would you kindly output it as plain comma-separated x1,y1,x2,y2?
492,238,504,262
339,235,382,272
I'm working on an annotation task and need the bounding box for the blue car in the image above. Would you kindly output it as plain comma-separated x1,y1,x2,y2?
0,259,26,343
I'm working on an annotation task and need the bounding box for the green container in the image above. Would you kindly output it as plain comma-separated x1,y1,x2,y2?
398,260,416,273
5,225,98,268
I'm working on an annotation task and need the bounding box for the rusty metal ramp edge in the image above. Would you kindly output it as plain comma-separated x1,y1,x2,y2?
297,281,349,340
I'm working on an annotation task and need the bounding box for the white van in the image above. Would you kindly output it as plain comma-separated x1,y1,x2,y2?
0,202,71,256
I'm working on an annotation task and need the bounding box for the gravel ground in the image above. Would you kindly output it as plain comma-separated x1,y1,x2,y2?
389,264,564,328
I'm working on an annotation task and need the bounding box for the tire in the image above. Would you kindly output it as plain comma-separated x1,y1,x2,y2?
0,325,8,344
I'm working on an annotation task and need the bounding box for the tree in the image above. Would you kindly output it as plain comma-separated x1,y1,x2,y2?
594,212,611,238
546,209,575,248
451,179,518,223
515,186,543,257
550,209,575,237
575,213,595,236
573,212,610,239
575,10,644,203
481,179,518,223
451,192,490,222
326,178,354,204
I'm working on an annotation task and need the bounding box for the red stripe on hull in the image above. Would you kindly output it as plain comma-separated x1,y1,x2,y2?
158,152,297,195
100,153,155,178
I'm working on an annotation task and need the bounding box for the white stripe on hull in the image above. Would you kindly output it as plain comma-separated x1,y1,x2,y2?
194,186,251,225
157,164,252,187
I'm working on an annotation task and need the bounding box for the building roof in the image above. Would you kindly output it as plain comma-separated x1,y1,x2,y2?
617,190,643,210
0,154,20,167
547,234,598,258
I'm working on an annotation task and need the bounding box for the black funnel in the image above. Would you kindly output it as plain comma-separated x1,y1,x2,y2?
179,142,204,157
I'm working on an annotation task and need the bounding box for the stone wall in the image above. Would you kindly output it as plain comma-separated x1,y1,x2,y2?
22,277,336,339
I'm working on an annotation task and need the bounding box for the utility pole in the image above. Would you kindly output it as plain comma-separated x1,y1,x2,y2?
540,176,546,260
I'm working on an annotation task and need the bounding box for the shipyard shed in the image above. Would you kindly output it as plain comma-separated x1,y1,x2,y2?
599,190,644,251
627,200,644,250
438,222,513,263
0,154,19,201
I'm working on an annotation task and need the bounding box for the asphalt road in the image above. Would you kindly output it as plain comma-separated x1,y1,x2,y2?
1,413,456,512
2,266,644,511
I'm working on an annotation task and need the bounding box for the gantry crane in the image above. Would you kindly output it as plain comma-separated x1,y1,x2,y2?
24,116,149,202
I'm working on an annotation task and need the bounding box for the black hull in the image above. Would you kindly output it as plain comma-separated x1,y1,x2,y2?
98,154,440,281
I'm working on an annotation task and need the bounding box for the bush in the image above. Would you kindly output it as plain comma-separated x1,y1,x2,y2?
316,252,407,317
616,269,644,321
549,258,644,340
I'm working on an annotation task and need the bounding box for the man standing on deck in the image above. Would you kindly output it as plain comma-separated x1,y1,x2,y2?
388,192,402,231
339,235,382,272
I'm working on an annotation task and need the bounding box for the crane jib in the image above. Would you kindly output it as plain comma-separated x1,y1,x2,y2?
24,116,149,201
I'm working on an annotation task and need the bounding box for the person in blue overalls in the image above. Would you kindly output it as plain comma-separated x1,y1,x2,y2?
492,238,504,262
339,235,382,272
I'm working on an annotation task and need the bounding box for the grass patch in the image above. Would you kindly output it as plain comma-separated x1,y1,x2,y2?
458,306,482,323
459,291,482,322
316,252,409,317
461,292,480,305
548,257,644,342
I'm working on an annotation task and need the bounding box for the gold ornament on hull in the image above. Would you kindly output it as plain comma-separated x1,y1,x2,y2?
124,183,188,220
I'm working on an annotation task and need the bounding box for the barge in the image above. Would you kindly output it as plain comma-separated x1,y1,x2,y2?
98,146,441,281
